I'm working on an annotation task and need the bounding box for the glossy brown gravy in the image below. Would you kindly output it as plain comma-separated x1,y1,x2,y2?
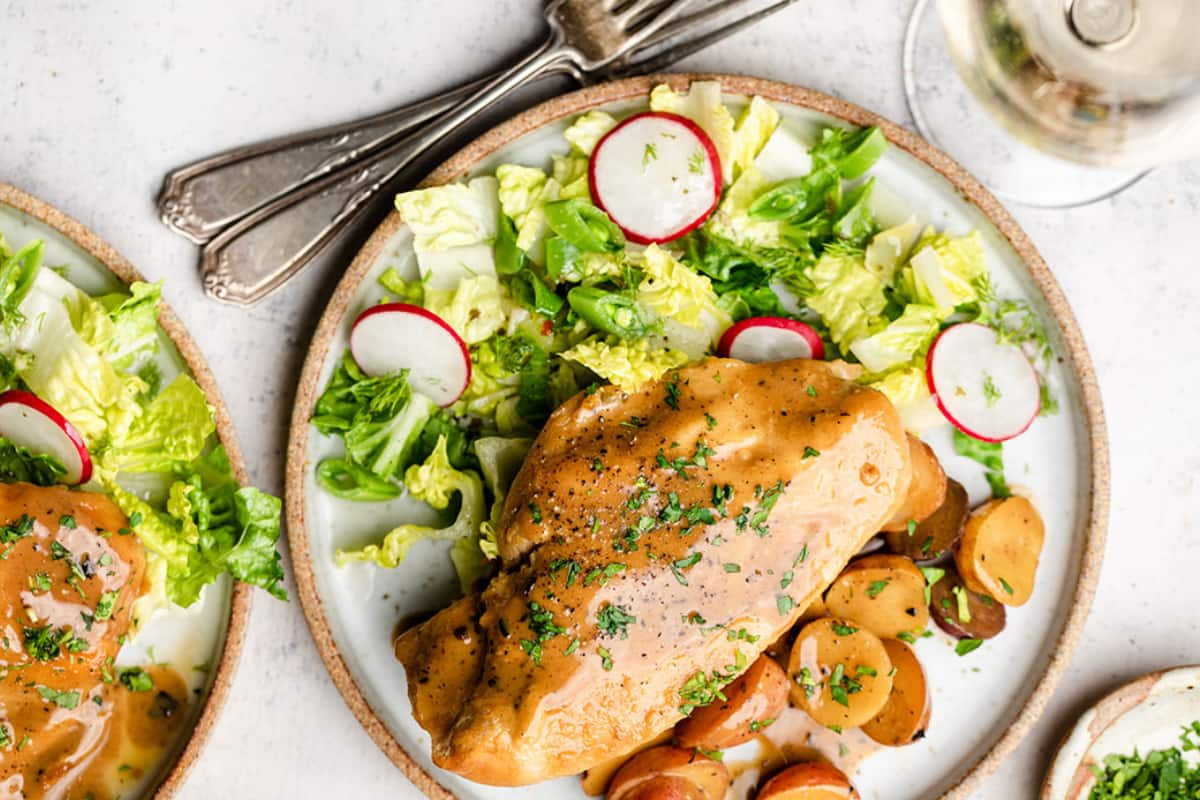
0,483,188,799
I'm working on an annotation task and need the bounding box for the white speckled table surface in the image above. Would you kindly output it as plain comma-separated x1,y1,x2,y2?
3,1,1199,797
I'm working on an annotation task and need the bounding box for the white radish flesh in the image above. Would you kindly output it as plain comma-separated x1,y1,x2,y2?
926,322,1040,442
717,317,825,362
350,303,471,407
0,390,92,484
589,112,721,245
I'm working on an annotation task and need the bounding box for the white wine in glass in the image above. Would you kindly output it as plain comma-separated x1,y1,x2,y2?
903,0,1200,207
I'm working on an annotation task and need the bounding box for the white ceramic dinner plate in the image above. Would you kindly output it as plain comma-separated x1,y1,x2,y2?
0,184,250,798
286,75,1108,800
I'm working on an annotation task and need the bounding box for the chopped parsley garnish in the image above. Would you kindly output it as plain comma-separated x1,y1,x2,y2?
656,441,715,479
597,646,614,671
723,563,741,573
831,623,858,636
24,625,84,662
529,502,543,524
797,667,817,698
16,735,29,751
780,571,794,590
794,546,808,566
748,718,775,733
520,601,566,666
897,631,917,644
590,458,604,474
548,558,582,588
642,142,658,167
920,566,946,605
705,413,718,430
564,638,580,656
0,724,9,748
0,515,33,544
1087,720,1200,798
596,603,637,639
128,512,143,527
856,666,878,678
999,577,1015,595
620,416,648,429
58,514,76,529
952,585,972,623
687,150,705,175
28,572,51,592
613,528,640,553
118,667,154,692
802,446,820,459
866,579,890,598
955,638,983,656
776,595,795,615
678,651,746,714
583,562,626,587
664,372,682,409
806,385,818,397
906,518,918,536
670,551,702,586
982,373,1001,407
94,590,119,622
36,685,80,709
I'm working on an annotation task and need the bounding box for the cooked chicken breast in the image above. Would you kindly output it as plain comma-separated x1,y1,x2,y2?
0,483,146,798
396,358,912,786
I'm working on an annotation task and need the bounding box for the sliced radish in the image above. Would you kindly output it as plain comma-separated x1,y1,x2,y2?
926,323,1040,443
589,111,721,245
0,390,92,484
350,303,471,407
717,317,825,362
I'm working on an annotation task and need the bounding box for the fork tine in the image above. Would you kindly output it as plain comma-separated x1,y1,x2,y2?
621,0,798,74
616,0,674,28
619,0,704,47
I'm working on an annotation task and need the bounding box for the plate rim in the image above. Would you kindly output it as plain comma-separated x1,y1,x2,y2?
283,73,1110,800
1040,664,1200,800
0,182,254,799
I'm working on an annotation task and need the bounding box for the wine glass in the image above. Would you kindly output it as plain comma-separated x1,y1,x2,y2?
903,0,1200,208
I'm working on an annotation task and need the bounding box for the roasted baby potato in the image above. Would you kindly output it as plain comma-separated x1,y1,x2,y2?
787,617,894,729
861,639,930,747
676,655,790,749
955,495,1044,606
881,436,947,533
885,478,968,560
754,762,859,800
928,565,1007,640
824,554,929,640
608,746,730,800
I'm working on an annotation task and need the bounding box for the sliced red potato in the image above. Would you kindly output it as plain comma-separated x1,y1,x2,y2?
675,655,790,750
0,390,91,484
884,478,968,561
754,762,859,800
880,435,947,534
926,322,1040,443
787,617,894,729
349,302,470,406
824,554,929,640
608,745,729,800
955,496,1045,606
861,639,930,747
589,111,721,245
928,565,1007,640
716,317,825,362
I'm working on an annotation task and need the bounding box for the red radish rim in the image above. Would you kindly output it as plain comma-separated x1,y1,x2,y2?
588,111,723,245
350,302,472,407
716,316,826,361
925,323,1041,444
0,389,92,484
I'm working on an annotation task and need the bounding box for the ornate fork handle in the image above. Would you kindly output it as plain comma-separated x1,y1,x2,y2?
158,76,498,244
201,35,578,306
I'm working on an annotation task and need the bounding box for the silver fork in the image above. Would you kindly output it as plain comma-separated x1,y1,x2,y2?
160,0,791,246
197,0,796,307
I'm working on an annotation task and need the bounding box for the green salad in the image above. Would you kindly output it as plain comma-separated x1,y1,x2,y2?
312,81,1054,589
0,236,286,622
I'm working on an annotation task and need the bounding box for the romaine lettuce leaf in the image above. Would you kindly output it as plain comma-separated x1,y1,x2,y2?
849,304,940,374
98,374,215,476
336,435,488,593
394,176,500,252
560,336,689,393
804,244,888,349
77,282,163,376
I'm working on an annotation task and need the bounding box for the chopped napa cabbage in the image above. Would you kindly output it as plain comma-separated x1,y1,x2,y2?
472,436,533,561
849,304,941,374
650,82,737,182
804,246,888,349
561,337,689,393
563,110,617,156
455,338,522,417
379,267,425,305
336,435,487,592
552,153,589,200
895,229,987,315
394,176,500,252
864,365,945,433
707,166,787,248
637,245,731,347
424,274,515,345
751,124,814,182
555,250,624,284
496,164,563,263
415,244,497,292
864,216,920,285
728,96,781,182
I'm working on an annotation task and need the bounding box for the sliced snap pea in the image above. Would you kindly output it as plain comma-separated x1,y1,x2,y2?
566,286,647,338
495,214,526,276
544,199,625,253
511,269,565,318
837,127,887,180
316,458,402,502
545,234,581,281
834,177,876,244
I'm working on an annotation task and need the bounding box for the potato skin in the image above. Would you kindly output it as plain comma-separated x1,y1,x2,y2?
608,746,729,800
676,655,790,749
861,639,930,747
885,478,968,560
881,436,947,533
824,554,929,640
787,617,894,729
956,496,1044,606
928,566,1007,640
755,762,859,799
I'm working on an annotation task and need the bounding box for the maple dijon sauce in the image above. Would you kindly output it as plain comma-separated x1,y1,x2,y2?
0,483,188,799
